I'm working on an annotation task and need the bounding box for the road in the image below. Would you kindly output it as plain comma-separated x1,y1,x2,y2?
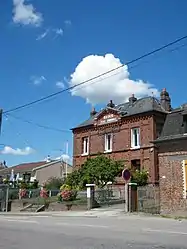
0,214,187,249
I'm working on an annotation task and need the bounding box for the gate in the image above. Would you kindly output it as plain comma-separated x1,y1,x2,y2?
0,184,9,212
94,186,125,207
137,185,160,214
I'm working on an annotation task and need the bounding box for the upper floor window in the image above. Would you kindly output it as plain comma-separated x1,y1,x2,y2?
105,133,113,152
131,128,140,148
82,137,89,155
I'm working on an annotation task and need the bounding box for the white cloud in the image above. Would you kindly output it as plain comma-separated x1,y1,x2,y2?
56,154,70,162
64,20,72,26
12,0,43,27
30,75,46,85
55,28,63,36
69,54,159,105
1,146,35,156
36,29,49,41
56,81,65,89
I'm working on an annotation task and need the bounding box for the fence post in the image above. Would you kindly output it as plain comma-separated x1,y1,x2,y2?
124,183,129,212
5,186,9,212
86,184,95,210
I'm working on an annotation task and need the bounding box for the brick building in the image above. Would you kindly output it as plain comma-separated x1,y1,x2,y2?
153,104,187,214
72,88,172,184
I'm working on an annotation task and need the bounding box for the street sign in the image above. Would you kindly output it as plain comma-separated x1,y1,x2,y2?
122,169,131,181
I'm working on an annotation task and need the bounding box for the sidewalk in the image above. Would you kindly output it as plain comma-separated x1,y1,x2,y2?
0,208,126,218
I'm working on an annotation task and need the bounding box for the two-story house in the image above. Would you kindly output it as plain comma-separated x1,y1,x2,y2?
72,88,171,184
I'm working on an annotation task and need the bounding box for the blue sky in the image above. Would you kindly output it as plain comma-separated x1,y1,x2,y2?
0,0,187,166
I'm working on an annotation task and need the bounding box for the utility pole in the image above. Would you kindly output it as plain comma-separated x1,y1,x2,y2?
65,140,68,178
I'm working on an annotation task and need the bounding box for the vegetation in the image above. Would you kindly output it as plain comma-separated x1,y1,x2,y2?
64,155,124,189
43,177,65,190
130,169,149,186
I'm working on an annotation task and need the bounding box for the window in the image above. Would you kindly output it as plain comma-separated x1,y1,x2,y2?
82,137,89,155
131,128,140,148
105,133,113,152
131,159,141,171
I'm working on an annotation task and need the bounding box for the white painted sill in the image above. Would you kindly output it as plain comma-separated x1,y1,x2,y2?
81,153,89,156
104,150,112,153
130,146,140,150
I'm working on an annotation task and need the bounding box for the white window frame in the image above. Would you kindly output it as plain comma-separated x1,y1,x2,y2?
104,133,113,153
131,127,140,149
82,137,89,155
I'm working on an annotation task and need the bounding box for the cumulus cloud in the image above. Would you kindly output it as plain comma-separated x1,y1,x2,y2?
12,0,43,27
69,54,159,105
0,146,35,156
30,75,46,85
56,81,65,89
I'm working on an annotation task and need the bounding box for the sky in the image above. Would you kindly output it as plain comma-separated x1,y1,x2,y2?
0,0,187,166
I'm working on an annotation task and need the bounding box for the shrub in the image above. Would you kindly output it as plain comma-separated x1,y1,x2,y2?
61,190,77,202
44,177,64,190
131,169,149,186
40,189,48,198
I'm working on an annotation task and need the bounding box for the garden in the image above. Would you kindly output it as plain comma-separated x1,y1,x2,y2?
4,155,149,212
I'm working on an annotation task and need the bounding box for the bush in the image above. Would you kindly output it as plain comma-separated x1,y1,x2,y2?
131,169,149,186
44,177,65,190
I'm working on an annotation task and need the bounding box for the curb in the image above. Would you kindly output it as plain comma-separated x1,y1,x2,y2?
0,212,99,218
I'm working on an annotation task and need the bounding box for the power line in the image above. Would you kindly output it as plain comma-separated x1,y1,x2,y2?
5,114,71,133
3,34,187,115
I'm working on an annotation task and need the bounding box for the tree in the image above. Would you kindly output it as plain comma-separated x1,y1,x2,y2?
65,155,124,189
44,177,65,190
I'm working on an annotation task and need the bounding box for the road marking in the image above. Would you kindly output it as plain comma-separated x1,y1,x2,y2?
56,222,109,228
6,219,39,224
143,228,187,235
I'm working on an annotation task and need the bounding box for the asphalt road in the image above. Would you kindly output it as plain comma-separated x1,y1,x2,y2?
0,215,187,249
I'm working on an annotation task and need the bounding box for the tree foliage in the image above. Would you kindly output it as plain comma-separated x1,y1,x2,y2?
44,177,65,190
130,169,149,186
65,155,124,189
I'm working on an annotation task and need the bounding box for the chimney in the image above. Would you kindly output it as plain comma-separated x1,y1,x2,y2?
3,160,7,168
129,94,137,105
107,100,115,108
90,107,97,117
160,88,171,111
46,155,51,163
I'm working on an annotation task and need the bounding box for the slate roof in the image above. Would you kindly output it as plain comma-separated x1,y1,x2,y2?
154,103,187,142
73,96,167,129
0,161,46,176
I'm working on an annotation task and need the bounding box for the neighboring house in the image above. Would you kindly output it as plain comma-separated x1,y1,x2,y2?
153,104,187,214
32,160,72,185
0,159,72,185
72,88,172,184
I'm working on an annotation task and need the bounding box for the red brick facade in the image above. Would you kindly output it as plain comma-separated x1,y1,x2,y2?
158,140,187,215
73,110,165,184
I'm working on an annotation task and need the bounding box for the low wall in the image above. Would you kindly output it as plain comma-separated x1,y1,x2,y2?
10,200,87,212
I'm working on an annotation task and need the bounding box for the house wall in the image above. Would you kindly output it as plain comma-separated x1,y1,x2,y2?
73,113,161,183
35,162,72,185
159,151,187,215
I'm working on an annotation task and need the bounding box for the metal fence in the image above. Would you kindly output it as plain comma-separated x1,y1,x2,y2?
137,185,160,214
94,186,125,207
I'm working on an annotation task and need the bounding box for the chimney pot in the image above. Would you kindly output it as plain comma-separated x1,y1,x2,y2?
129,94,137,104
